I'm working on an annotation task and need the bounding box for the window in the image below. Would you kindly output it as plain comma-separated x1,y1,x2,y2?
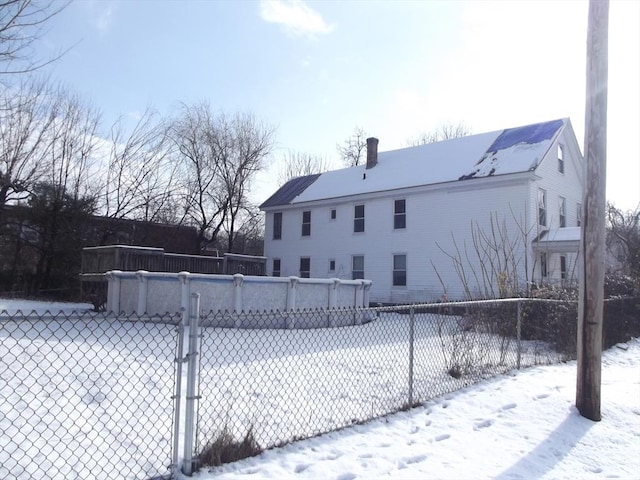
538,189,547,226
273,212,282,240
299,257,310,278
354,205,365,232
394,199,406,229
393,254,407,286
559,197,566,227
558,144,565,174
330,209,336,220
540,252,548,278
560,255,567,280
329,259,336,271
352,255,364,280
272,258,281,277
577,203,582,227
302,211,311,236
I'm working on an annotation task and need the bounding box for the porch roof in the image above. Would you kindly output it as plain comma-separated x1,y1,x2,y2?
533,227,581,253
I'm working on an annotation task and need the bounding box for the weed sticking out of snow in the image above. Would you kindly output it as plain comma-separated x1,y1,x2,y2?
197,426,262,467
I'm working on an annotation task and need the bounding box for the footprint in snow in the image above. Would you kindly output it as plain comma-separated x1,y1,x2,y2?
501,403,517,411
474,419,494,430
534,393,550,400
324,451,343,461
433,433,451,442
398,454,428,469
294,464,310,473
336,474,356,480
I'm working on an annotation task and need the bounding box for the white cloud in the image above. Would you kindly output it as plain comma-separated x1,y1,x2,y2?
83,0,118,34
259,0,334,38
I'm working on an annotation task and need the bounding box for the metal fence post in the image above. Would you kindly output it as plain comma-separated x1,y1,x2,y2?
516,300,522,369
408,306,415,407
171,306,188,475
182,293,201,476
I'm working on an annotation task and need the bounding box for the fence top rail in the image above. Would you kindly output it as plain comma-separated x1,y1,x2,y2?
224,253,267,261
372,297,579,312
82,245,165,253
164,253,222,260
102,270,372,286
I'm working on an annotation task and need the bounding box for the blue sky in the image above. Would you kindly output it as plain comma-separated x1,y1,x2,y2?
37,0,639,210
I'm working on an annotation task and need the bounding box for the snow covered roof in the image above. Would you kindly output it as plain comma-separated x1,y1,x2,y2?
533,226,581,253
261,119,567,208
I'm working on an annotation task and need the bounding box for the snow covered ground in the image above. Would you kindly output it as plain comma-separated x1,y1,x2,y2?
190,338,640,480
1,298,638,480
0,298,93,315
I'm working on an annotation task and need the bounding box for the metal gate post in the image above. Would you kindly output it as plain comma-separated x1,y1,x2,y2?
182,293,201,476
516,300,522,369
171,305,187,475
408,306,415,407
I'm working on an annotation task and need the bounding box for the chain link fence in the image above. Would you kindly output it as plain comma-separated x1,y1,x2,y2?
0,310,181,480
2,296,637,478
191,298,591,471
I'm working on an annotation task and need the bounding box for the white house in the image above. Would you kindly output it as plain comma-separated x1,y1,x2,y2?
260,119,584,304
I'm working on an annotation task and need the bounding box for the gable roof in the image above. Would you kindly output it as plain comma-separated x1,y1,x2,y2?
261,119,567,209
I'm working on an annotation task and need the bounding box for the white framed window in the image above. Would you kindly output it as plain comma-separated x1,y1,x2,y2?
559,197,566,227
330,208,336,220
394,199,406,229
299,257,310,278
329,259,336,271
577,203,582,227
538,189,547,226
354,205,365,232
560,255,567,280
352,255,364,280
273,212,282,240
272,258,281,277
540,252,548,279
558,144,565,174
302,211,311,236
393,254,407,286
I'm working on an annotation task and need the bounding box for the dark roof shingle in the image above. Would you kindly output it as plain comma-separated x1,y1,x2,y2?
260,173,321,208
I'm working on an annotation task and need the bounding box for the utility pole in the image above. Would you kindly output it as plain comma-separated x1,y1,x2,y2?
576,0,608,421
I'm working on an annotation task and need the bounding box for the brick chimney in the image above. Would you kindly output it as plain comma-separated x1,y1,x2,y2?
366,137,379,169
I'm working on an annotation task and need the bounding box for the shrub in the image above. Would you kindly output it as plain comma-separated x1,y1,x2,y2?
520,285,578,358
196,426,262,468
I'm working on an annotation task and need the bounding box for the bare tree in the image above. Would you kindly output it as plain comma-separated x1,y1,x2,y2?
0,0,70,77
276,150,332,186
28,86,100,290
227,207,264,256
407,121,472,146
433,210,541,300
0,77,56,225
222,112,274,253
337,126,368,167
99,108,177,230
606,202,640,279
170,103,274,252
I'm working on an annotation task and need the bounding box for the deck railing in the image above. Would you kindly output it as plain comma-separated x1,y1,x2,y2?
81,246,266,297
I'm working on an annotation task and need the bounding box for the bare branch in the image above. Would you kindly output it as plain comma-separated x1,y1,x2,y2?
0,0,72,77
336,126,367,167
277,150,332,186
407,121,472,146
